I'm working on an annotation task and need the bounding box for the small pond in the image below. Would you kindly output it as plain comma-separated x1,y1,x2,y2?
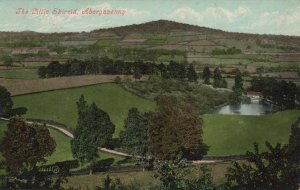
215,101,279,116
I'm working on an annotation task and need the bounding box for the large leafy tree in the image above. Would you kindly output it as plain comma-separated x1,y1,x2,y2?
148,96,208,161
0,120,56,174
120,108,153,169
71,95,115,166
0,120,66,189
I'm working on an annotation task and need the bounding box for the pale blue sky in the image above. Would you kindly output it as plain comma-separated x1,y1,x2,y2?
0,0,299,35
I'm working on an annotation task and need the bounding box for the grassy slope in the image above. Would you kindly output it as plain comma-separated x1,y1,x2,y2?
13,83,156,136
202,110,300,156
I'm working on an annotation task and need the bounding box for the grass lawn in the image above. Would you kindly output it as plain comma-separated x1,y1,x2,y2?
0,69,38,79
13,83,156,136
202,110,300,156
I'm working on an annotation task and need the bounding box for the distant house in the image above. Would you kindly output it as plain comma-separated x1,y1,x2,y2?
247,91,262,102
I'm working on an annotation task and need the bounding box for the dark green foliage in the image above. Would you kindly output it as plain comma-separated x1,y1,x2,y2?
202,66,211,84
158,63,168,78
249,77,297,109
38,57,158,78
167,61,186,79
154,160,224,190
213,68,227,88
120,108,148,157
38,66,47,78
3,166,66,190
39,160,79,175
226,142,298,190
288,117,300,165
120,108,153,169
71,95,115,164
154,160,188,190
148,96,208,161
0,86,27,117
0,85,13,117
187,63,198,82
90,158,115,172
231,69,244,103
9,107,28,117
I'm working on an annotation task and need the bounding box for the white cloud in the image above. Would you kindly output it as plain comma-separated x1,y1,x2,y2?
169,6,251,24
202,6,251,23
125,8,147,16
170,7,203,21
243,6,300,35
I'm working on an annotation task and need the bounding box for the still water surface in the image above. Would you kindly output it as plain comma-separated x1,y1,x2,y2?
215,102,279,115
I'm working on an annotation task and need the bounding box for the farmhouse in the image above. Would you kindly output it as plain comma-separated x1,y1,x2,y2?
247,91,262,102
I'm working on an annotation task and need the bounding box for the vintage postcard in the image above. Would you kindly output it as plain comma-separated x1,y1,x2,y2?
0,0,299,189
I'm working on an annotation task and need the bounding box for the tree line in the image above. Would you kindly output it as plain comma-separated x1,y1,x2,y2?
38,57,199,82
211,47,242,55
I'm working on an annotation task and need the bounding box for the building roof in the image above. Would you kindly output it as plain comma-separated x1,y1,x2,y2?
247,91,262,96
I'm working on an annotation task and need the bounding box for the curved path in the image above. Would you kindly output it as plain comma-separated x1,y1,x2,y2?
0,117,220,163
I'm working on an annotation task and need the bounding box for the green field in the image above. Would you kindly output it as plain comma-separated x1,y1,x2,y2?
0,69,38,79
13,83,156,136
11,82,300,157
202,110,300,156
